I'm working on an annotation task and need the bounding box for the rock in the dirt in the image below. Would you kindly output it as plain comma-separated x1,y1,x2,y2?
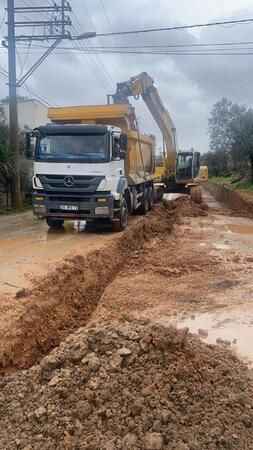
122,433,138,448
198,328,208,338
34,406,47,419
144,432,163,449
81,353,100,372
117,347,132,356
109,352,123,369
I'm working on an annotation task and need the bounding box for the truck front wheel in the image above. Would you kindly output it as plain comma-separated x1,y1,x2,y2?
46,218,64,229
112,198,128,232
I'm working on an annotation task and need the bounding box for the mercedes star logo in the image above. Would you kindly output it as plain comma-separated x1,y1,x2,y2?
64,176,75,187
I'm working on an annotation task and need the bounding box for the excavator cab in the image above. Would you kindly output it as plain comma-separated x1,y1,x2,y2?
176,151,200,184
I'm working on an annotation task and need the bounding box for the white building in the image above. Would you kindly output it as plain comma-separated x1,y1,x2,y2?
0,98,48,130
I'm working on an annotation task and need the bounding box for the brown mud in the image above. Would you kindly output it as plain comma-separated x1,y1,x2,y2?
1,322,253,450
0,199,204,374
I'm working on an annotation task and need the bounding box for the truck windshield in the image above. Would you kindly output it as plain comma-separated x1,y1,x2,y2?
36,134,108,163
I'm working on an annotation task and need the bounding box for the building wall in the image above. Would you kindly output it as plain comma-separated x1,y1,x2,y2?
1,99,48,130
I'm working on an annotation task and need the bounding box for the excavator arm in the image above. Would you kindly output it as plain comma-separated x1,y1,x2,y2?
113,72,177,178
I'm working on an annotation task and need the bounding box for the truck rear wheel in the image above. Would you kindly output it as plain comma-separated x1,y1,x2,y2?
148,187,154,210
46,218,64,229
138,190,149,215
112,198,128,232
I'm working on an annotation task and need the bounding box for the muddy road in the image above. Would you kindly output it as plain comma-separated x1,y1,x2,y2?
94,190,253,364
0,212,118,296
1,192,253,449
0,191,253,372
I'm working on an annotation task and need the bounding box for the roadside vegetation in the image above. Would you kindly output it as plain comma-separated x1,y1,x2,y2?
202,98,253,193
0,105,31,212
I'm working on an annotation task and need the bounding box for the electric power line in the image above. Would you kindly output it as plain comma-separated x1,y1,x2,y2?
96,17,253,37
10,46,253,56
70,15,114,90
65,49,253,56
11,39,253,53
99,0,113,30
21,83,52,106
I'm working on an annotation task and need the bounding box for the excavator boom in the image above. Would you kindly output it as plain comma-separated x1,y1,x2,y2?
113,72,177,178
112,72,201,199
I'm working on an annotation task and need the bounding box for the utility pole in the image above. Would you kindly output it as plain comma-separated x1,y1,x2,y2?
4,0,75,209
4,1,97,210
7,0,22,209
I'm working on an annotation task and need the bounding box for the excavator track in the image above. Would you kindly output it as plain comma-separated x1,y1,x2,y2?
190,186,202,204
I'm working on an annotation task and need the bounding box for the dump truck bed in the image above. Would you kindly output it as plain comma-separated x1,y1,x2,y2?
48,104,156,184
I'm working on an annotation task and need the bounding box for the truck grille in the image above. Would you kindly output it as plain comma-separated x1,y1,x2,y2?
38,174,104,193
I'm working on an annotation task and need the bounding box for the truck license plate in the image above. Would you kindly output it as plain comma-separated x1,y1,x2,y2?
59,205,79,211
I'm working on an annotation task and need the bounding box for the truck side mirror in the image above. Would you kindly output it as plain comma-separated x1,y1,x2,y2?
120,133,128,151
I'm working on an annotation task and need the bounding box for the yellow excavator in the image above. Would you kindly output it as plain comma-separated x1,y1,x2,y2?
111,72,202,202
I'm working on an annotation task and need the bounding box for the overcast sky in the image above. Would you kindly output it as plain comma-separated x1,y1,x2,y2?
1,0,253,152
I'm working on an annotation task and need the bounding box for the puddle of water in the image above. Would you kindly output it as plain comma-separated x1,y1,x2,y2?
163,308,253,366
228,224,253,235
213,243,231,251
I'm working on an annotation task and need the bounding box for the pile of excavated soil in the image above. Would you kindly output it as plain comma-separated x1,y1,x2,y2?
163,196,208,219
1,321,253,450
0,199,204,373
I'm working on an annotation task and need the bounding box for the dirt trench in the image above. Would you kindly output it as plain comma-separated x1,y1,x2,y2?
0,199,204,374
205,182,253,217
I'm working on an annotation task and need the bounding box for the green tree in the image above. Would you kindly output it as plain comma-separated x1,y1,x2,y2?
0,110,13,206
208,98,246,173
230,109,253,181
208,98,245,151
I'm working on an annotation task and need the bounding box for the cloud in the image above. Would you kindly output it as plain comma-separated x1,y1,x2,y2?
1,0,253,153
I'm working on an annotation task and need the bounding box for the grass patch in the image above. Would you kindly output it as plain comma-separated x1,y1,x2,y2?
210,175,233,185
210,176,253,193
233,180,253,192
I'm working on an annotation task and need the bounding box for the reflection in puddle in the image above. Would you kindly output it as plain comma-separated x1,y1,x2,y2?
172,308,253,366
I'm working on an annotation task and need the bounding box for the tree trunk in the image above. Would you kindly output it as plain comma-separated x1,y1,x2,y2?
250,155,253,183
10,174,22,209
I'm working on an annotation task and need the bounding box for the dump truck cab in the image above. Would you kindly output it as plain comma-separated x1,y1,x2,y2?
30,103,155,231
32,123,129,229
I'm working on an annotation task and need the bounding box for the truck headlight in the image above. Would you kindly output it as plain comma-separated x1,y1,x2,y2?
97,179,108,191
33,175,43,190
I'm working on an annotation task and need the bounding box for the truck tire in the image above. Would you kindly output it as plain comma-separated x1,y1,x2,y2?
138,190,149,215
46,218,64,229
112,198,128,232
148,186,154,210
190,186,202,204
